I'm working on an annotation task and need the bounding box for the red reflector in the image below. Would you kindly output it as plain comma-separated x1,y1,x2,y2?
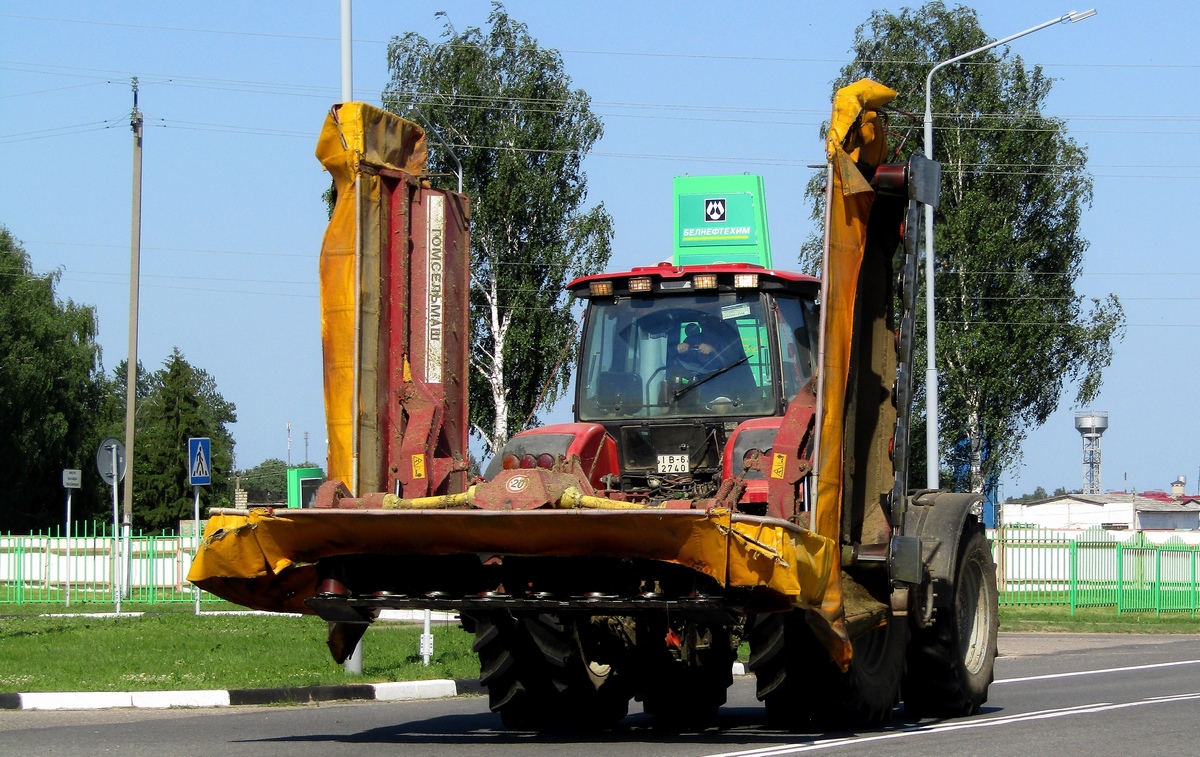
536,453,555,469
665,628,681,650
520,454,536,469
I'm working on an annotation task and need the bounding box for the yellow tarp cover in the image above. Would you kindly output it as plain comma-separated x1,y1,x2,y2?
188,508,839,616
316,102,428,493
812,79,897,666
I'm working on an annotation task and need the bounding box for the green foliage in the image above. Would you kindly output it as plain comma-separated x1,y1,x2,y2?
0,227,239,534
810,2,1125,491
1005,485,1049,503
382,3,613,453
132,348,236,531
237,457,288,504
0,227,107,533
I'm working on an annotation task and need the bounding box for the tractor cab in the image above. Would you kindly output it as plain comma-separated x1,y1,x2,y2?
568,263,818,500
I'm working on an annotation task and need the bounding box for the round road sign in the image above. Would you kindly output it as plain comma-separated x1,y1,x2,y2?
96,437,127,485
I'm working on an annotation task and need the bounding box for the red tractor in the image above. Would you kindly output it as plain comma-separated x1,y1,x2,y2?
191,80,998,731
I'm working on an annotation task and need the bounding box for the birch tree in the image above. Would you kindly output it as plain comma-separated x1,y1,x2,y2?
808,2,1124,492
383,5,613,454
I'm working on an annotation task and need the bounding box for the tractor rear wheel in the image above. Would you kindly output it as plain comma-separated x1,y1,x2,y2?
749,607,907,730
904,526,998,717
472,612,630,731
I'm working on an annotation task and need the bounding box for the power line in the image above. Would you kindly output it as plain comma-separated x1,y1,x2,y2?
149,119,311,140
937,295,1200,302
0,81,108,99
6,13,1200,70
60,277,319,300
0,13,340,43
54,269,314,287
0,116,126,143
3,60,1197,130
958,271,1200,277
944,320,1200,328
27,240,313,259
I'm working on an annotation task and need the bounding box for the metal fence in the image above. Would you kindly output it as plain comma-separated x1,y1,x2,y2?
993,526,1200,616
0,522,217,605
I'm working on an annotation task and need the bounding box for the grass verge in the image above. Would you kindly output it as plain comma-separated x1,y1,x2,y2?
0,609,477,693
999,604,1200,634
4,603,1196,693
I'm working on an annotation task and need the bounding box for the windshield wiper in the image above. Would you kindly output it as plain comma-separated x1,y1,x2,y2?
672,355,751,402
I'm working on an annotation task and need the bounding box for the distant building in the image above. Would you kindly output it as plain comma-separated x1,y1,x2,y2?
1002,492,1200,531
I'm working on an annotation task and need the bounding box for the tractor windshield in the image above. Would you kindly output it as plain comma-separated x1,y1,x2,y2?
577,291,816,421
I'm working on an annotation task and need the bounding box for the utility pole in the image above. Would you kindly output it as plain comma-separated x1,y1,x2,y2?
304,431,309,464
339,0,365,677
122,77,143,599
287,422,292,467
340,0,353,102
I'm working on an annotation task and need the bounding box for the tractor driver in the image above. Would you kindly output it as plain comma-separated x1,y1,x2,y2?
676,319,737,372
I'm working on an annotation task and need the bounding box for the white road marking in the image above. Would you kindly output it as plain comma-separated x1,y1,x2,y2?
702,693,1200,757
994,658,1200,685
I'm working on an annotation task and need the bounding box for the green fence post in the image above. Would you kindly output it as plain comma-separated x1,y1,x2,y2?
1185,551,1195,623
146,535,154,604
1116,541,1124,615
1069,539,1078,616
15,536,24,605
1154,547,1162,618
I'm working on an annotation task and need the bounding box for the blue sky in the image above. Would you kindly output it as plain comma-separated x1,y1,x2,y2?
2,1,1197,498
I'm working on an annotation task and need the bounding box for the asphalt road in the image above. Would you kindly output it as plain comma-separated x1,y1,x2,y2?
3,632,1199,756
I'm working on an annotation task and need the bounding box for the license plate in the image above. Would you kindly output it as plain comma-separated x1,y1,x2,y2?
657,454,689,473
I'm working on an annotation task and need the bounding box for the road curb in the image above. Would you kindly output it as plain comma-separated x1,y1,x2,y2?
0,678,482,711
1,667,743,711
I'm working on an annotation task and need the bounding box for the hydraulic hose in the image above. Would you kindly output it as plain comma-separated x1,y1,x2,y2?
556,486,659,510
382,486,478,510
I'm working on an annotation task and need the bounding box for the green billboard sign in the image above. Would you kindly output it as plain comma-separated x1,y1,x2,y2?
678,192,757,247
673,175,771,267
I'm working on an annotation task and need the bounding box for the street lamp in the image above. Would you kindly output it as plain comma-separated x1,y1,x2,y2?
922,9,1096,490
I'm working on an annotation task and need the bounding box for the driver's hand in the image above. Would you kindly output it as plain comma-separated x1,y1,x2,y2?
697,343,715,355
677,343,690,353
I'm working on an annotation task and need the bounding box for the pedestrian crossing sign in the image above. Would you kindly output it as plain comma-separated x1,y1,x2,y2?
188,437,212,486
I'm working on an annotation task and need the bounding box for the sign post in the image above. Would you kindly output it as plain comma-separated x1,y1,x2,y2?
62,469,81,606
96,439,126,613
188,437,211,615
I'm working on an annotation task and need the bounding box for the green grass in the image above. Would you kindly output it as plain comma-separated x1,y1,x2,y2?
999,604,1200,634
4,603,1197,694
0,599,248,615
0,610,478,693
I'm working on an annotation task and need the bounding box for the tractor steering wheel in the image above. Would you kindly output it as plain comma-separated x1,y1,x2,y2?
676,344,716,374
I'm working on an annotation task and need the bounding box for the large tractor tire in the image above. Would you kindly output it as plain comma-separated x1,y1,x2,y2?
904,526,999,718
749,607,908,731
472,612,630,731
638,624,735,729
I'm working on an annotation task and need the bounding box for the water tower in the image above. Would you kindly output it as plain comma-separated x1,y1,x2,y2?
1075,411,1109,495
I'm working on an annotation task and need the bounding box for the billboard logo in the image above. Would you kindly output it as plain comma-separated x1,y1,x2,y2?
704,198,726,222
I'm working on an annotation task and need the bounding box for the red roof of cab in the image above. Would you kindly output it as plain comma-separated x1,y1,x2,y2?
567,261,819,290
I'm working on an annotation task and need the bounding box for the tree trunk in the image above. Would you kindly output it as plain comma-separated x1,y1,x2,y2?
967,408,984,494
487,275,510,455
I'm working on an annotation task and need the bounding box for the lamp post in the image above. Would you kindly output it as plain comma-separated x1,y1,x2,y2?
922,9,1096,490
